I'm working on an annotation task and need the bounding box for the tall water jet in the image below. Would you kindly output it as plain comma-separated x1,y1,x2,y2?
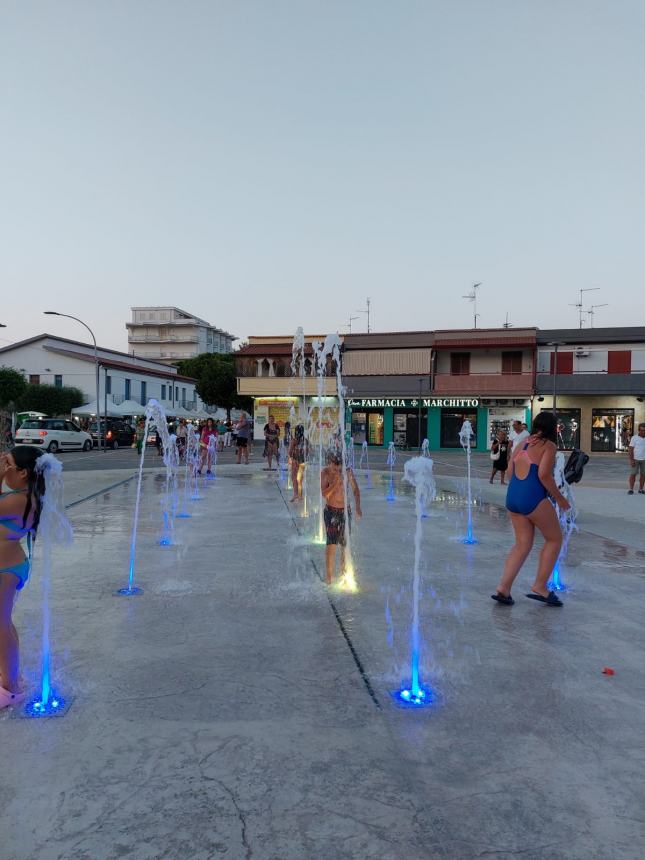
386,442,396,501
359,440,372,487
312,338,327,544
549,452,577,591
324,334,358,592
205,433,218,480
278,437,289,483
24,454,73,717
177,424,197,517
118,408,153,595
459,420,477,544
392,455,436,707
291,327,309,516
421,439,430,457
186,424,202,501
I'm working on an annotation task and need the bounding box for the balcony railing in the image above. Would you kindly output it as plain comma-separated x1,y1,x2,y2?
128,334,200,343
433,373,533,395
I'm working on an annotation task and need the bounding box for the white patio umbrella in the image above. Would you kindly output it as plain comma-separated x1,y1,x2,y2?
118,399,148,416
72,400,125,418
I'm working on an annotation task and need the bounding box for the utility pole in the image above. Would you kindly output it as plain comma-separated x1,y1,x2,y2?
570,287,600,328
587,303,608,328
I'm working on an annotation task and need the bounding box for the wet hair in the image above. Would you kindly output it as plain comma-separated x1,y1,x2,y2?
10,445,46,535
531,412,557,443
327,450,342,465
294,424,305,442
206,418,214,428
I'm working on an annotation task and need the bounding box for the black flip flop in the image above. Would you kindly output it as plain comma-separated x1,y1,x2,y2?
491,592,514,606
526,591,563,607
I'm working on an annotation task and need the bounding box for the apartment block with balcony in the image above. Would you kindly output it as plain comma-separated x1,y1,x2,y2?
235,336,339,440
535,327,645,452
126,306,236,364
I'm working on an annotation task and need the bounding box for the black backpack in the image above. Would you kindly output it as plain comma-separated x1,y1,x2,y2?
564,448,589,485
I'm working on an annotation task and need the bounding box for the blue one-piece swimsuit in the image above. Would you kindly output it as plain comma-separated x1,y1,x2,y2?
506,443,548,515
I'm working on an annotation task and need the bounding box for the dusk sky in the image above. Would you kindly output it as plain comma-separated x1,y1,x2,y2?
2,1,643,352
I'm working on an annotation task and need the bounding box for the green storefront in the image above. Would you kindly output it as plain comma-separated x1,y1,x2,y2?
347,396,489,452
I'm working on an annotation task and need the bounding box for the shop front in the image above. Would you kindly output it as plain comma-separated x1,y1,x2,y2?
347,397,486,451
253,396,340,443
535,395,645,453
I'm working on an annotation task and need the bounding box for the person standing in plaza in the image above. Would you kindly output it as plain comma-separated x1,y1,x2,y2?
289,424,307,502
509,419,530,452
198,417,218,476
263,415,280,471
489,429,510,484
224,419,233,447
320,451,362,586
235,413,250,465
491,411,570,607
627,423,645,495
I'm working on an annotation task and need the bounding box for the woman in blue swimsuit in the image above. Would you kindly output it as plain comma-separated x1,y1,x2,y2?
0,446,45,708
492,412,570,607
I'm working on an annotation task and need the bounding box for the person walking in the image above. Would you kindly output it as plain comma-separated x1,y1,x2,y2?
627,422,645,495
263,415,280,471
224,419,233,447
235,414,250,465
491,411,570,607
489,430,510,484
176,419,187,461
509,419,530,452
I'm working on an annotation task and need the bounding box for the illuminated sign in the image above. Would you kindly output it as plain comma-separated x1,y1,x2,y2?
347,397,480,409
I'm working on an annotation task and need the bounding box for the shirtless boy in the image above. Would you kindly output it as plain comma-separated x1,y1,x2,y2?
320,451,362,585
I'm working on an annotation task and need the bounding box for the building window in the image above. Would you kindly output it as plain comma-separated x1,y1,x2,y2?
541,408,580,450
175,387,179,402
28,374,40,385
550,352,573,374
501,351,523,375
607,351,631,374
591,409,634,453
351,410,384,446
161,384,166,400
54,374,63,388
450,353,470,376
125,378,131,400
106,375,112,394
141,381,147,404
440,409,477,448
181,387,186,406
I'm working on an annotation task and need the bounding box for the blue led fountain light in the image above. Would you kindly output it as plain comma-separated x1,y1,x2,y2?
458,419,478,544
549,452,578,592
392,455,437,707
24,453,73,717
385,442,397,501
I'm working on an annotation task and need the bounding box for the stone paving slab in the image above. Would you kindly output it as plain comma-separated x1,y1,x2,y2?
2,464,644,859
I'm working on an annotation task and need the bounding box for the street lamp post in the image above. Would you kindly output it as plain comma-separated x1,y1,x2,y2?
44,312,102,451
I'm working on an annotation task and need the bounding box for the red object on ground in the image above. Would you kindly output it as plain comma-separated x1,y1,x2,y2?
602,667,615,675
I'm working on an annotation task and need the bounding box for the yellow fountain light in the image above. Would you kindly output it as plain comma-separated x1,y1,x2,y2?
337,564,359,593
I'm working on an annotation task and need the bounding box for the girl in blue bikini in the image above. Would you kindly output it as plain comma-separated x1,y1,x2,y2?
0,446,45,708
492,412,570,607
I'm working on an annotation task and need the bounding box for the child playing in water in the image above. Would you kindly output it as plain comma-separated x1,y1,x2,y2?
0,447,46,709
320,451,362,586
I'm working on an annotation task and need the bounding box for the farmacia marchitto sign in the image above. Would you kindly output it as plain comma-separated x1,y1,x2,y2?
347,398,480,409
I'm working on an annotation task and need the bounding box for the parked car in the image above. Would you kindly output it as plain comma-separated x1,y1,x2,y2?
15,419,92,453
89,420,135,450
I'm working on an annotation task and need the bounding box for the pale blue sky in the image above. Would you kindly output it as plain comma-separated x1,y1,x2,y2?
2,1,643,351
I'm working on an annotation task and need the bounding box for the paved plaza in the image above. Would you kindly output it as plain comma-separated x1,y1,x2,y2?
2,458,645,859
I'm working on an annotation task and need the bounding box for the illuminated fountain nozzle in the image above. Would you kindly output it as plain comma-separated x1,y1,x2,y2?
337,564,359,593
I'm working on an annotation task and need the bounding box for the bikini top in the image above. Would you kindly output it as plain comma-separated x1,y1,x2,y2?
0,489,29,534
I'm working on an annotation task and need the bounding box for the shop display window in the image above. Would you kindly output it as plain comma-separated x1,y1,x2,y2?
540,408,580,450
591,409,634,453
441,410,477,448
351,411,384,446
393,410,427,449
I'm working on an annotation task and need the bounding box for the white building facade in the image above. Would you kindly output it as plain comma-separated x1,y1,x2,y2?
126,306,236,363
0,335,203,414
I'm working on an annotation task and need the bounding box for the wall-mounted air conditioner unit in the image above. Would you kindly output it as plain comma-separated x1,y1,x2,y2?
574,348,590,357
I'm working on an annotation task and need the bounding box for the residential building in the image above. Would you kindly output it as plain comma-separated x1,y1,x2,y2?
236,336,338,440
126,306,236,363
536,327,645,452
0,334,201,415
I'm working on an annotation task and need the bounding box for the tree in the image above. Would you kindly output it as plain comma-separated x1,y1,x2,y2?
19,384,85,416
176,353,253,418
0,367,28,451
0,366,27,409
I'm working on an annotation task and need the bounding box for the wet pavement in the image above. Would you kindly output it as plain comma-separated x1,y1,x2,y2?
2,463,644,859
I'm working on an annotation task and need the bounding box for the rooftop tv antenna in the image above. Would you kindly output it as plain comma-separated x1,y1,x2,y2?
355,297,371,333
586,303,608,328
462,282,482,328
503,312,512,329
569,287,600,328
345,315,359,333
